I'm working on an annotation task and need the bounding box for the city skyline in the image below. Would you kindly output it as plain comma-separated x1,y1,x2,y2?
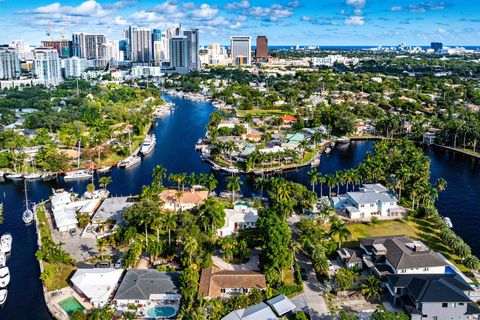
0,0,479,46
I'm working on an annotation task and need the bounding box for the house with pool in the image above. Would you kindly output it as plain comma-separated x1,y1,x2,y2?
217,202,259,237
113,269,181,318
330,183,405,220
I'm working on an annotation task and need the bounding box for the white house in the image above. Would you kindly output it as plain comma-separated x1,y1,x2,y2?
217,203,258,237
70,268,124,308
331,184,404,220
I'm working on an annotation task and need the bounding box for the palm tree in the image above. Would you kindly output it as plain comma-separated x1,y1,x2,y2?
98,176,112,191
326,173,336,197
183,236,198,265
308,169,321,193
152,165,167,187
97,238,107,260
226,175,242,202
163,211,177,246
277,181,292,202
151,210,163,241
138,210,153,246
361,275,382,300
330,217,351,248
207,174,218,193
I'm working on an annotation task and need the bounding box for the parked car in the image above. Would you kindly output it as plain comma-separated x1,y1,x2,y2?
69,229,77,237
300,268,308,281
114,258,123,269
95,261,110,268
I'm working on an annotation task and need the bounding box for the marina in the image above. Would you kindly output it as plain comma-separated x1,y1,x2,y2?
0,95,480,319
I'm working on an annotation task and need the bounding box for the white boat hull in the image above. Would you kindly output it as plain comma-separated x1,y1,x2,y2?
0,289,7,306
0,267,9,288
64,170,93,180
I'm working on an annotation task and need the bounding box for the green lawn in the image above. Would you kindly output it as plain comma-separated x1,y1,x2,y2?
36,204,52,241
236,108,283,116
43,262,76,291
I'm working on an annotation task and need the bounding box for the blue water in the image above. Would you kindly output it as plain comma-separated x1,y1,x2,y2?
146,305,177,317
0,95,479,319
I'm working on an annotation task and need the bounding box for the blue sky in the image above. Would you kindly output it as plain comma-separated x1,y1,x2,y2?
0,0,479,46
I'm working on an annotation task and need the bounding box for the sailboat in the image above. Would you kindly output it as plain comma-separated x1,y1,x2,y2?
24,160,41,180
22,181,34,225
118,131,141,169
96,146,112,173
64,140,93,180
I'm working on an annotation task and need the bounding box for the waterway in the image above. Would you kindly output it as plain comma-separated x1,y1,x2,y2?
0,95,478,319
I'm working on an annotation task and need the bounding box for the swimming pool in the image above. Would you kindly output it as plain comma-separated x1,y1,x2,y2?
146,305,177,318
59,296,85,316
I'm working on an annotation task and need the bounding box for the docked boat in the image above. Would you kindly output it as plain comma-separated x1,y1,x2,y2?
0,253,5,267
23,173,41,180
325,148,332,154
64,170,93,181
140,134,156,155
443,217,453,228
97,166,112,173
219,191,244,199
0,234,11,254
41,172,57,181
0,289,7,306
212,164,221,171
4,173,23,180
0,171,4,178
119,155,141,169
223,167,240,174
336,137,350,144
0,267,9,288
22,180,34,225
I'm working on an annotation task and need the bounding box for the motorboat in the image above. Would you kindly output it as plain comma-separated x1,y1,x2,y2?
443,217,453,228
0,234,12,254
4,173,23,180
118,155,141,169
22,180,34,225
0,289,7,306
41,172,57,181
219,191,244,199
336,137,350,144
23,173,41,180
140,135,156,155
97,166,112,173
0,267,9,288
325,148,332,154
0,171,4,178
212,164,221,171
223,167,240,174
64,170,93,180
0,253,5,267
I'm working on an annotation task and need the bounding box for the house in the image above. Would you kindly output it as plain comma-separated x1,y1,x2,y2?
266,294,296,317
222,302,277,320
198,266,267,298
113,270,181,308
386,274,480,320
280,115,297,126
91,196,137,227
331,183,405,220
159,189,209,211
50,191,78,232
359,235,449,278
355,121,376,135
217,203,258,237
423,131,436,145
337,248,364,269
70,268,124,308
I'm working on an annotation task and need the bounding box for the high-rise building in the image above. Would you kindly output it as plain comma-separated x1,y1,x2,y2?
230,36,251,66
184,28,200,71
431,42,443,53
0,49,21,79
170,36,189,72
125,26,152,64
62,56,87,78
72,33,106,59
255,35,268,61
103,40,123,62
41,40,72,58
202,44,229,65
33,48,62,84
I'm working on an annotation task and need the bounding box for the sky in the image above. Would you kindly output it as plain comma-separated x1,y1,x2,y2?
0,0,479,46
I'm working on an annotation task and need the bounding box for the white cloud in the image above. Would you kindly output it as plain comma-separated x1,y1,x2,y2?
224,0,250,11
390,6,403,11
437,27,448,34
346,0,366,8
190,4,218,20
345,16,365,26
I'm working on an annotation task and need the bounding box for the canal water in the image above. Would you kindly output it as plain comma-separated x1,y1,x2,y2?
0,95,478,319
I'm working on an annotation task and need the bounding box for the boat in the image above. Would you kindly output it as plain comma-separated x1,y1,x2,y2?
0,171,4,178
0,253,5,267
212,164,221,171
0,267,9,288
41,172,57,181
337,137,350,144
22,180,34,225
330,141,336,147
97,166,112,173
223,167,240,174
4,173,23,180
64,170,93,180
140,134,156,155
0,289,7,306
443,217,453,228
311,158,320,167
23,173,41,180
0,234,12,254
325,148,332,154
219,191,244,199
119,155,141,169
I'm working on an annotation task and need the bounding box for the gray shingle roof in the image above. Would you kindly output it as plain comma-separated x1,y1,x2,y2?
114,270,180,300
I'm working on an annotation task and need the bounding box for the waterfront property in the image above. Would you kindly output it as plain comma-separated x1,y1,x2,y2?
198,266,267,299
159,189,209,211
331,183,405,220
217,202,258,237
113,269,181,318
386,274,480,319
70,268,124,308
91,196,137,228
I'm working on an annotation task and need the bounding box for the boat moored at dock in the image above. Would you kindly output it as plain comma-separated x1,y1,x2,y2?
140,134,156,155
0,267,10,288
0,234,12,255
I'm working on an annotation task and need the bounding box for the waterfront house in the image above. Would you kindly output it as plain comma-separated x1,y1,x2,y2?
217,203,258,237
159,189,209,211
91,196,137,228
280,115,297,126
70,268,124,308
359,235,449,278
113,270,181,310
386,274,480,320
222,302,278,320
330,183,404,220
198,266,267,299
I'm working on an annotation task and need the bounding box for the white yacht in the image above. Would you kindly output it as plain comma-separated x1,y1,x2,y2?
0,289,7,306
443,217,453,228
64,170,93,180
337,137,350,144
23,173,41,180
0,253,5,267
97,166,112,173
140,135,156,155
4,173,23,180
325,147,332,154
119,155,141,168
0,234,12,254
0,267,9,288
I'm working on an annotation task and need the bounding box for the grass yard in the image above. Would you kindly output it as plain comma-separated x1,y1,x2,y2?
236,108,283,116
42,262,76,292
36,204,52,241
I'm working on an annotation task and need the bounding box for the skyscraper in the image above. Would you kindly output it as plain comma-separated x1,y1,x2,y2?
63,56,87,78
125,26,153,64
41,40,72,58
230,36,251,66
255,35,268,61
33,48,62,84
170,35,189,72
0,49,21,79
72,33,106,59
184,28,200,71
431,42,443,53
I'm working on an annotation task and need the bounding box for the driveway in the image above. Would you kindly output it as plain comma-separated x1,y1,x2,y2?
212,250,260,270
